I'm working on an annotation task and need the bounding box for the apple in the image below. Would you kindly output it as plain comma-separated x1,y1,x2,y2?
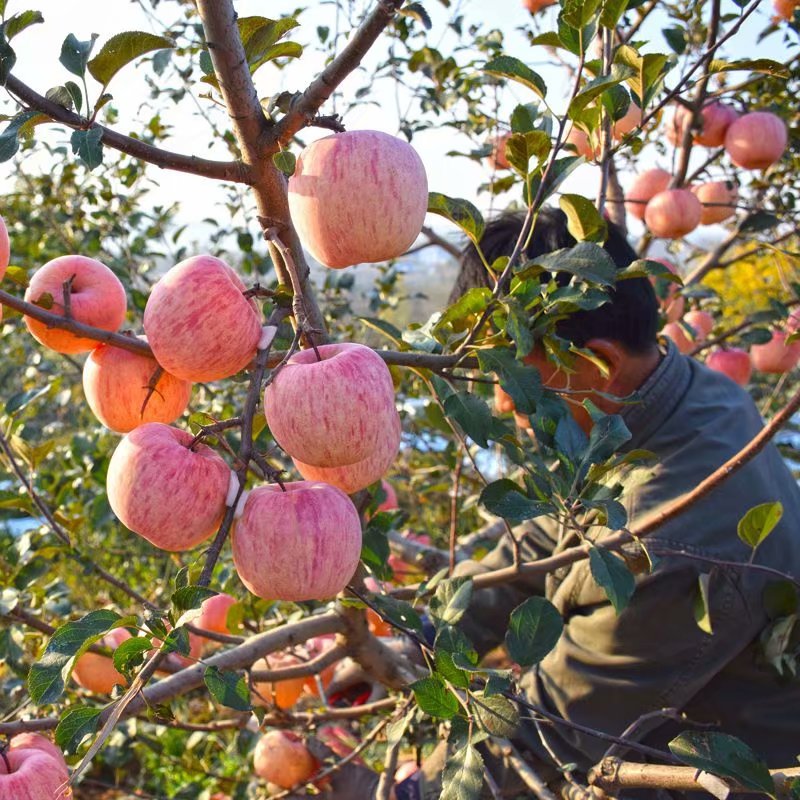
264,342,397,468
612,103,642,139
232,481,362,601
667,102,738,148
750,331,800,374
523,0,557,11
194,593,237,636
292,407,401,494
565,126,597,160
7,734,63,765
83,338,192,433
788,308,800,333
486,133,511,170
153,625,204,671
644,189,702,238
252,651,308,710
287,130,428,269
378,479,399,512
24,255,127,354
106,422,231,552
367,608,393,637
72,627,132,694
0,214,9,280
651,259,684,322
624,169,671,220
724,112,788,170
494,384,516,414
706,348,752,386
253,731,317,790
143,255,262,382
683,309,714,341
662,322,694,354
692,181,738,225
0,736,71,800
773,0,799,19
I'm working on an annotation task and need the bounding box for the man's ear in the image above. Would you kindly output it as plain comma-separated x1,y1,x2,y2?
582,338,628,389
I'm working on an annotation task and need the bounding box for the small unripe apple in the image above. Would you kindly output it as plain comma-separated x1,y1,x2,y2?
253,731,317,789
644,189,702,238
265,342,397,468
692,181,738,225
24,255,127,354
662,322,693,354
232,481,362,601
195,593,237,636
750,331,800,374
706,348,752,386
106,422,231,552
143,255,262,382
288,130,428,269
72,627,132,694
252,651,307,710
292,407,401,494
724,112,788,171
486,133,511,170
667,102,738,148
683,309,714,341
0,735,71,800
83,338,192,433
624,169,671,220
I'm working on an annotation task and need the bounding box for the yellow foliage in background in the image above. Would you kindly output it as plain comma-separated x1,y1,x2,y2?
702,245,799,326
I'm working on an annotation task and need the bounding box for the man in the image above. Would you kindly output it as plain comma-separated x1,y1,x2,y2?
316,209,800,798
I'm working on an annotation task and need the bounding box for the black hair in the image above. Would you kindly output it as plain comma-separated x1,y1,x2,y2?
449,207,659,354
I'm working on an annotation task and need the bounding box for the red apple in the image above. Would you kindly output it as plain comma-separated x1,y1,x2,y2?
83,338,192,433
195,593,237,636
624,169,671,220
367,608,393,637
106,422,231,552
750,331,800,373
724,112,788,170
232,481,362,601
292,406,401,494
667,102,738,148
252,651,308,710
72,627,132,694
523,0,557,11
288,130,428,269
644,189,702,238
662,322,693,354
0,737,71,800
143,255,262,382
692,181,738,225
24,255,127,354
264,342,397,468
683,309,714,341
565,126,597,160
773,0,799,19
706,348,752,386
494,384,516,414
486,133,511,170
253,731,317,790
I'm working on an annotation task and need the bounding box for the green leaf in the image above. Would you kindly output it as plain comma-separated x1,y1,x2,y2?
502,297,536,359
441,744,484,800
443,391,492,448
669,732,775,795
510,103,539,133
480,479,553,523
506,597,563,667
357,316,404,348
477,348,542,415
113,636,151,676
70,127,103,169
88,31,174,87
411,675,459,719
0,31,14,84
615,46,670,107
55,707,102,755
427,192,485,242
361,513,393,581
28,610,123,705
172,585,217,613
505,130,551,175
562,0,602,29
560,194,607,243
694,573,713,635
399,2,432,28
369,594,424,633
708,58,789,78
249,41,302,75
204,666,252,711
589,547,635,613
59,33,98,78
600,0,630,28
434,648,470,689
569,66,635,114
272,149,296,176
582,413,632,471
438,287,491,331
532,242,618,286
472,693,520,738
45,85,75,110
430,577,473,626
4,10,43,40
737,502,783,551
663,25,687,54
484,55,546,99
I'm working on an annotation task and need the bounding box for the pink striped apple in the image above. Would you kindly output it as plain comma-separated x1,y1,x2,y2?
232,481,362,601
625,169,671,221
0,736,71,799
253,730,317,789
724,112,787,170
83,337,192,433
7,734,63,765
265,342,397,468
24,255,127,354
683,309,714,341
288,130,428,269
195,593,238,636
143,255,262,382
106,422,231,551
706,348,751,386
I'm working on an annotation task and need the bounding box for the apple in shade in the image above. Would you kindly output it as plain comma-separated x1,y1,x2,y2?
612,103,642,139
625,169,671,221
232,481,362,602
0,734,71,799
706,348,752,386
391,761,421,800
153,626,204,671
195,593,237,636
252,651,308,710
651,260,684,323
644,189,702,238
72,627,132,694
692,181,738,225
662,322,693,354
253,731,317,790
83,338,192,433
378,479,398,512
683,309,714,341
287,130,428,269
486,133,511,170
143,255,262,382
106,422,231,552
750,331,800,374
24,255,127,354
667,102,738,148
724,112,788,171
265,342,397,468
494,384,516,414
293,408,401,494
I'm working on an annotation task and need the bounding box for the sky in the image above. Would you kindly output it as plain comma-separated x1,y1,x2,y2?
2,0,791,257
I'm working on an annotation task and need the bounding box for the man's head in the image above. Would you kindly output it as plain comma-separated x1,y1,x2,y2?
452,208,661,430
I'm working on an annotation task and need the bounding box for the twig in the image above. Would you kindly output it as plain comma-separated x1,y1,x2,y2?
498,738,559,800
449,446,464,576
